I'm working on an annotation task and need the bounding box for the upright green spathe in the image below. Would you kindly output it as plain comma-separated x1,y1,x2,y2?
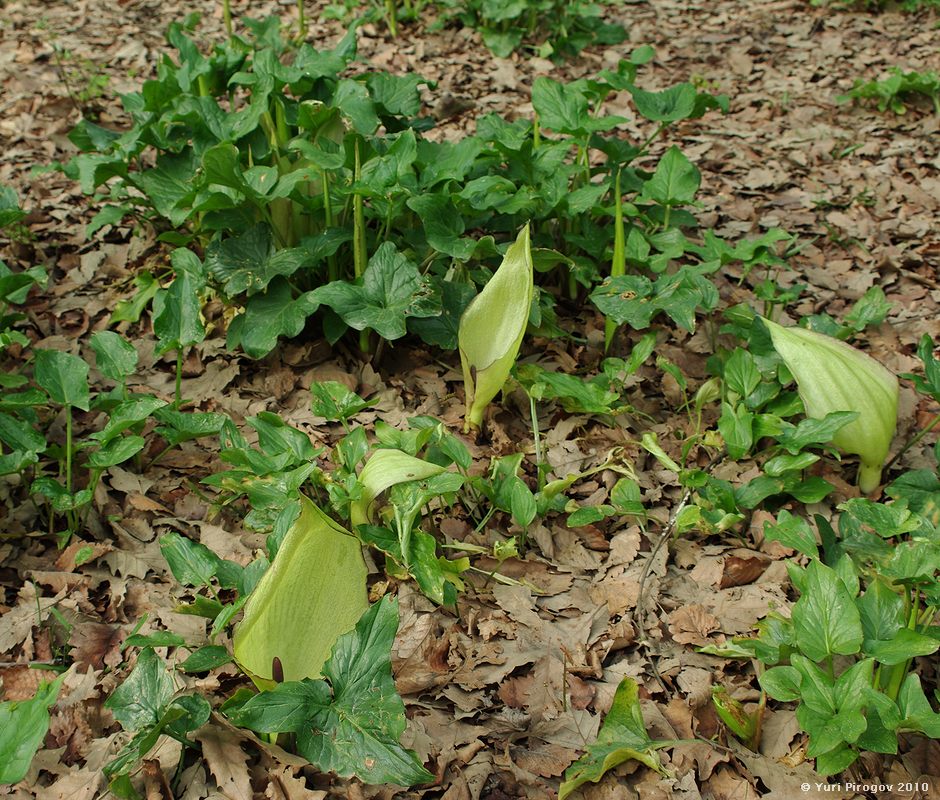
762,318,899,493
459,225,534,432
233,497,368,689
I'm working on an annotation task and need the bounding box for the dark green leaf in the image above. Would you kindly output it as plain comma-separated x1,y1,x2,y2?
104,648,174,731
864,628,940,666
180,645,233,673
85,435,146,469
205,224,311,298
124,632,186,649
153,249,206,354
92,396,167,444
759,666,801,702
763,510,818,558
153,408,227,446
90,331,138,382
227,278,320,359
629,83,697,122
409,280,475,351
640,146,700,206
159,531,221,588
0,412,45,453
310,381,373,423
311,244,430,340
532,78,588,133
718,401,754,460
231,598,433,786
791,561,863,662
34,349,90,411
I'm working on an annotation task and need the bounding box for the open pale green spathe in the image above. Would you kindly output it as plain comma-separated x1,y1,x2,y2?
233,497,368,689
762,318,899,493
350,448,446,527
459,225,534,432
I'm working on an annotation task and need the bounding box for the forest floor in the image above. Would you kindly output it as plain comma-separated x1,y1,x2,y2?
1,1,939,799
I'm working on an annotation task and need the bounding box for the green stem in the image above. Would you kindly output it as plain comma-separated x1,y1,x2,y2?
385,0,398,36
297,0,307,40
78,468,104,533
222,0,232,37
605,168,624,351
322,170,339,282
529,395,544,492
65,408,73,497
533,114,540,150
65,408,74,537
174,349,183,410
353,140,366,280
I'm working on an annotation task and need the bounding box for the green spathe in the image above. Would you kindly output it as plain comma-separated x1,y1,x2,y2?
350,449,446,528
233,497,368,689
459,225,534,432
763,318,899,493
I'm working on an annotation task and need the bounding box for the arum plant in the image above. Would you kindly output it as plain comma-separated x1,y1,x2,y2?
762,318,899,493
459,225,534,432
153,249,207,409
351,448,467,605
233,497,368,688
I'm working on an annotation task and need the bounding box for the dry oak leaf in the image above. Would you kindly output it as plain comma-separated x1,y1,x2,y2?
265,765,326,800
195,724,253,800
68,621,125,671
667,605,720,646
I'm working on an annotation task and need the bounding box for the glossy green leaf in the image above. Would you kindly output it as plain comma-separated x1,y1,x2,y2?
864,628,940,666
104,649,174,731
310,381,373,424
153,248,206,354
85,435,146,469
0,184,26,229
532,77,588,133
791,561,863,662
0,412,45,453
160,531,222,588
311,244,431,340
640,146,700,206
34,349,90,411
90,331,138,382
629,83,697,122
410,280,475,351
91,396,167,444
205,224,310,297
763,510,818,559
227,277,320,359
231,597,432,786
180,645,233,674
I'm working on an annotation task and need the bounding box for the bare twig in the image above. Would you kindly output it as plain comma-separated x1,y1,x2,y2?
630,451,725,693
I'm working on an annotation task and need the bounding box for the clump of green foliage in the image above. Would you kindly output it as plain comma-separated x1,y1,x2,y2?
438,0,627,60
840,67,940,115
812,0,940,10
